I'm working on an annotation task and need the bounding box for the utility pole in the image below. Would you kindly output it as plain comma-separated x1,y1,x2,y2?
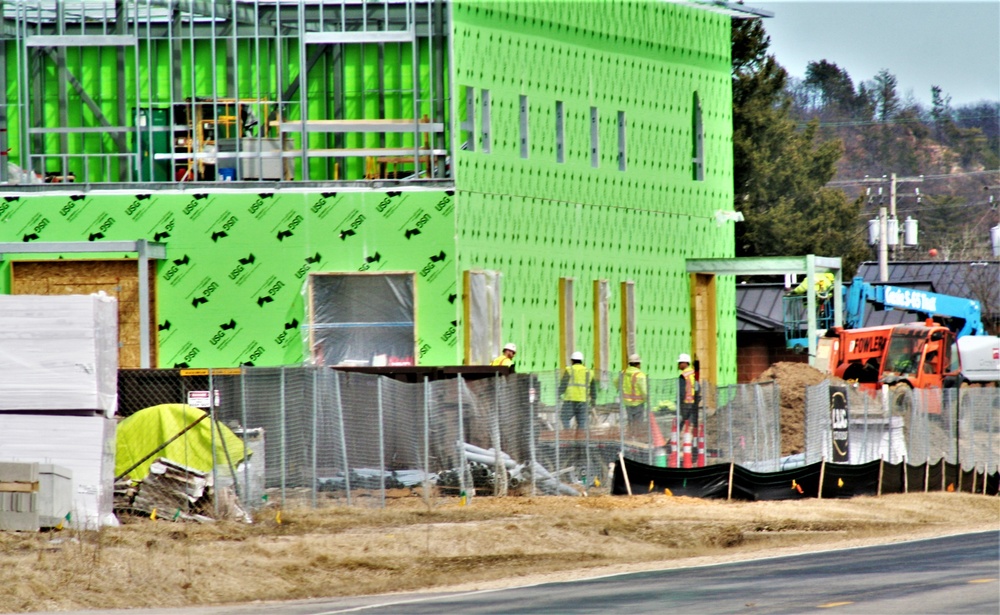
878,206,889,282
858,173,922,281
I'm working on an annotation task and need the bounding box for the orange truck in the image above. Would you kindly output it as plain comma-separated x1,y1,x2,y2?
816,320,998,414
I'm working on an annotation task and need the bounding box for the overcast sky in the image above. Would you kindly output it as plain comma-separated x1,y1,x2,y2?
749,1,1000,108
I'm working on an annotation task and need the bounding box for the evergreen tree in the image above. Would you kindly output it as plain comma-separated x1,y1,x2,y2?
732,19,870,274
871,69,900,123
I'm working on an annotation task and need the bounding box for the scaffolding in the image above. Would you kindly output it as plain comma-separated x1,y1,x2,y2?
0,0,450,186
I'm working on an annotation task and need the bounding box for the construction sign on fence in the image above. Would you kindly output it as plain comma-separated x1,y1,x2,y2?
830,386,850,463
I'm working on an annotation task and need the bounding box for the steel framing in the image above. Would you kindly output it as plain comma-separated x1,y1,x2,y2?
0,0,449,186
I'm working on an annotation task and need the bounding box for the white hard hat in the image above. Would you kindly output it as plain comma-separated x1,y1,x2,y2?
503,343,517,353
570,351,584,362
628,353,641,364
678,353,691,363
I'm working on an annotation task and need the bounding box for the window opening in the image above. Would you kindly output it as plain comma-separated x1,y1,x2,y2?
481,89,491,153
307,272,416,367
590,106,599,168
461,86,475,152
692,92,704,181
617,110,626,171
555,101,565,163
519,95,529,159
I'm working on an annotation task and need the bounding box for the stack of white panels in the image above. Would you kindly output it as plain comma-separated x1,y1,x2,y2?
0,414,117,530
0,294,118,416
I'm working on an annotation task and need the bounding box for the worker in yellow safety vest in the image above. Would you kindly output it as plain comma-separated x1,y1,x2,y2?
677,353,699,429
620,353,648,434
490,343,517,371
559,351,596,430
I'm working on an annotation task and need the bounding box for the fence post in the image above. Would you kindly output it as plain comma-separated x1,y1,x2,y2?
279,366,286,506
555,375,562,480
727,385,734,467
773,382,781,471
423,375,431,504
818,457,825,500
675,381,682,466
377,376,386,508
877,457,883,497
529,374,537,497
311,369,318,509
619,451,632,496
727,461,734,501
751,385,761,468
491,373,507,496
333,370,351,506
457,374,470,504
210,369,218,517
240,367,249,504
617,371,625,455
646,394,653,465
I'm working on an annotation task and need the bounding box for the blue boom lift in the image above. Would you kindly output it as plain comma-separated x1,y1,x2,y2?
784,276,985,350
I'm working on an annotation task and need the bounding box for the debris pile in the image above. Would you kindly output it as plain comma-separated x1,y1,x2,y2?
114,457,250,523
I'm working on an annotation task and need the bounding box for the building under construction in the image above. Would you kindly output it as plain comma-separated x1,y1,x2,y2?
0,0,765,383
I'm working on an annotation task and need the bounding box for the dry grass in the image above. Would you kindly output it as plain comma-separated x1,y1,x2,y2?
1,492,997,613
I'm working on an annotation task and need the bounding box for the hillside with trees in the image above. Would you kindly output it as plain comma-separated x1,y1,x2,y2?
732,19,999,272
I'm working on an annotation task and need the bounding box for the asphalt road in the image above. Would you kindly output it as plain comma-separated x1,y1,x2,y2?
28,530,999,615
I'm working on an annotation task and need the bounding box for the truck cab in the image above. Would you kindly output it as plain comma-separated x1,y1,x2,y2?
819,320,962,415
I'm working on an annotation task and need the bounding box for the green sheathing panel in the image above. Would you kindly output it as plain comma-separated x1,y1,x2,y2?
0,189,457,367
451,1,737,381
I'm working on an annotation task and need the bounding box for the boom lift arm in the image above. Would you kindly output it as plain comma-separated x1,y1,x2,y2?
843,276,984,337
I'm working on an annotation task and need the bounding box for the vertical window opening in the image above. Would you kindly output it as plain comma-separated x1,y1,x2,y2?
461,86,475,152
481,89,491,153
692,92,704,181
617,110,626,172
519,95,529,159
555,101,565,163
590,106,599,168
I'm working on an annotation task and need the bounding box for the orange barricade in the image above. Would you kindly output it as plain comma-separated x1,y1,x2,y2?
697,423,706,467
667,418,679,468
682,421,693,469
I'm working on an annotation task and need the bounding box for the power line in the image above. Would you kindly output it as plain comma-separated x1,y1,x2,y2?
828,169,1000,187
795,114,1000,128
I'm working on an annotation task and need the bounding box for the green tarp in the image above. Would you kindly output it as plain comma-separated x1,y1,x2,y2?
115,404,247,481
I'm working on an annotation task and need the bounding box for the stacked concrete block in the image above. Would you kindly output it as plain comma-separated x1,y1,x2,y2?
38,464,74,528
0,462,40,532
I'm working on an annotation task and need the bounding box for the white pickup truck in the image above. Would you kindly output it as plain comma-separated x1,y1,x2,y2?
957,335,1000,384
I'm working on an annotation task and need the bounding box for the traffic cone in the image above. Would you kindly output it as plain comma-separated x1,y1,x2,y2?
696,423,706,467
682,421,693,469
667,418,679,468
650,414,668,467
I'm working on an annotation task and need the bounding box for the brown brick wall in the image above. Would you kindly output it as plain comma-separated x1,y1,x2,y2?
737,333,808,383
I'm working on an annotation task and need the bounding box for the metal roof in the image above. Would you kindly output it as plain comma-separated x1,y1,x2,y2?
855,261,999,311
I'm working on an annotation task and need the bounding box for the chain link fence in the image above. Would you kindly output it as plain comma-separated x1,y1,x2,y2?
116,367,783,511
804,381,1000,472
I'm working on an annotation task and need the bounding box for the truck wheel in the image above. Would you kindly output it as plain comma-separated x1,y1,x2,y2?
890,385,914,417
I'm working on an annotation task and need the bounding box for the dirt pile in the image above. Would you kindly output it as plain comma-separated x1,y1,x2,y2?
754,362,829,456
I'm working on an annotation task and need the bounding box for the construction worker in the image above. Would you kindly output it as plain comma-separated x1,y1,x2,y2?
490,343,517,371
677,353,699,429
559,351,595,431
620,353,648,434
